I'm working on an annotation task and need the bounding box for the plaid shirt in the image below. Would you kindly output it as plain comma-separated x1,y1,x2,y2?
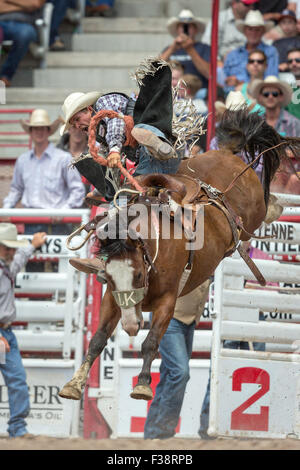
94,93,129,152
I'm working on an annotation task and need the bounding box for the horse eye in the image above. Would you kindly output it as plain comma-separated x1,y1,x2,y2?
135,273,142,281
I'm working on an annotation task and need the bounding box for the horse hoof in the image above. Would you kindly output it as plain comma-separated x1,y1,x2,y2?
130,385,153,401
59,383,82,400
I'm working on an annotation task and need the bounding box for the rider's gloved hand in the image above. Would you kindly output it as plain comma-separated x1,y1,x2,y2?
107,151,121,168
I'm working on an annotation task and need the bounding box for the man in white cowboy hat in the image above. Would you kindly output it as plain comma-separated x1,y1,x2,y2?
3,108,85,236
0,223,46,438
160,9,211,89
251,75,300,135
223,10,279,89
252,75,300,193
202,0,259,62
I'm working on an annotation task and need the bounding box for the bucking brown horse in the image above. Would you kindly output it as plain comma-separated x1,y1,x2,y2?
59,109,300,402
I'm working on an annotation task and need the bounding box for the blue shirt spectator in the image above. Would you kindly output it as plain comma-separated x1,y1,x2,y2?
3,143,85,209
223,10,279,90
165,43,211,89
224,42,279,83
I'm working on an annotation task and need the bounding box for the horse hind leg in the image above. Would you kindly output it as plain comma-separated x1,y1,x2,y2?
59,328,109,400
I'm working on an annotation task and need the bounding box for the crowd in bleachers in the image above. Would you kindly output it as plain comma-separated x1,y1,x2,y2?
0,0,299,204
162,2,300,194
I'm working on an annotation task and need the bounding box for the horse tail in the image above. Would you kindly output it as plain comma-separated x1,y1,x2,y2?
216,107,300,204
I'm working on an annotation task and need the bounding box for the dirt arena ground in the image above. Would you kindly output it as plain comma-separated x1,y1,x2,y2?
0,436,300,450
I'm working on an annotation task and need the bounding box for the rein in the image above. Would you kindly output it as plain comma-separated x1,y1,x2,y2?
222,141,288,195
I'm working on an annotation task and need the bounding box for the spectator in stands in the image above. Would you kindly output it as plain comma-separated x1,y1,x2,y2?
172,72,207,155
178,73,208,115
223,10,279,90
47,0,75,51
0,0,46,87
235,49,267,113
57,126,90,200
252,75,300,193
251,75,300,135
202,0,259,63
57,125,88,159
144,281,210,440
85,1,116,17
0,223,46,438
256,0,287,21
2,109,85,235
292,0,300,24
286,48,300,118
270,151,300,193
273,10,300,69
160,9,211,90
170,60,185,89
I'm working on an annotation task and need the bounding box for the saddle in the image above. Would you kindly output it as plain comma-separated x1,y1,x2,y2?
136,173,202,207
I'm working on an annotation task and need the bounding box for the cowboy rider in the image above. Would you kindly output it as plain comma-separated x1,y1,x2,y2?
61,59,182,277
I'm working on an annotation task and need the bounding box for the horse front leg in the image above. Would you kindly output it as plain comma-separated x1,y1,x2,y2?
130,301,175,401
59,291,120,400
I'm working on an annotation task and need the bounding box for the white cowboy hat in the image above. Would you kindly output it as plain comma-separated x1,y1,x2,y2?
250,75,293,107
20,109,63,136
60,91,102,135
215,90,254,114
0,223,29,248
167,9,206,37
236,10,274,35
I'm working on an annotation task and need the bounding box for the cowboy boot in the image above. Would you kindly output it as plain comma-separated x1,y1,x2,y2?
72,154,107,197
131,127,175,161
69,257,107,283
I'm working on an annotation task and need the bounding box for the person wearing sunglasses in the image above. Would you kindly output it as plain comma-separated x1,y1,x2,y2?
236,49,267,113
223,10,279,91
252,75,300,134
286,48,300,118
252,75,300,193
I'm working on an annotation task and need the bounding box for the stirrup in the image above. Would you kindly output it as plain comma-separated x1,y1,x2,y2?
66,224,94,251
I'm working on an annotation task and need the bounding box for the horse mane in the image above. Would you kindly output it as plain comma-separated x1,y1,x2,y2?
98,210,137,259
99,238,135,258
216,107,300,204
